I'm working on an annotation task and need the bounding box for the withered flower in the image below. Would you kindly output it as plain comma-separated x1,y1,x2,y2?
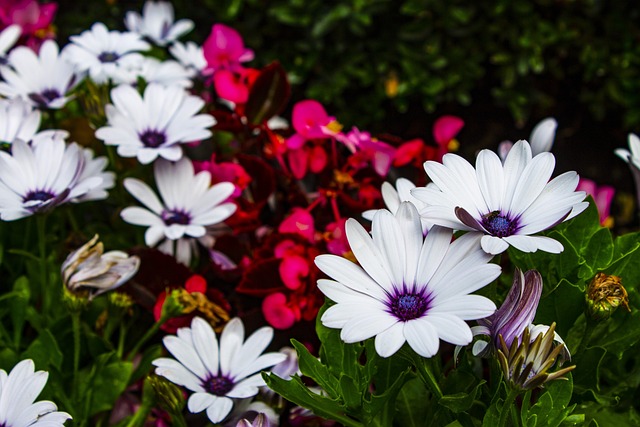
62,234,140,299
586,273,631,321
497,322,575,391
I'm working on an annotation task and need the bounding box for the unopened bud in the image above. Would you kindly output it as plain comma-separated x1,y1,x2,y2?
586,273,630,321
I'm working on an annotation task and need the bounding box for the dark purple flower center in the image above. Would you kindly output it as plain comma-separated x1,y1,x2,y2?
203,375,234,396
139,130,167,148
482,211,518,238
23,190,55,204
161,209,191,226
29,89,61,107
98,51,120,63
390,293,429,321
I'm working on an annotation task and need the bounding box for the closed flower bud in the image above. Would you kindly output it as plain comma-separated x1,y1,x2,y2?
62,234,140,299
586,273,630,321
146,374,185,415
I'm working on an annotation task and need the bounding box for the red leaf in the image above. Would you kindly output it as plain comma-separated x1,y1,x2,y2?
244,61,291,125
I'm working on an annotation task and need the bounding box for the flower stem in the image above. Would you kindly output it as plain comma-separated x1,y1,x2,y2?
575,315,597,355
126,318,164,361
415,356,443,399
71,310,81,397
36,214,50,317
498,388,520,427
124,400,153,427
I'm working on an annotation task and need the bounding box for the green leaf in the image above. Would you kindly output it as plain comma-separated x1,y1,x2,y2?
572,347,606,394
21,329,63,370
394,377,429,427
291,339,340,399
534,280,585,338
526,375,574,427
10,276,29,347
440,369,485,413
578,227,613,280
263,373,363,427
83,352,133,417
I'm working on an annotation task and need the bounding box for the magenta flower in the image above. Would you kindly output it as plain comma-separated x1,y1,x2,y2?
286,99,341,150
193,154,252,198
433,115,464,153
278,207,315,243
576,178,615,227
338,127,396,176
0,0,56,48
203,23,254,74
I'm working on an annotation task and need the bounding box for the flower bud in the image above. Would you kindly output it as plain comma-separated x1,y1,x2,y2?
146,374,185,415
62,235,140,299
586,273,630,321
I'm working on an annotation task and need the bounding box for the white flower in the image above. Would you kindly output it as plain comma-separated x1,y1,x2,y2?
120,157,237,252
362,178,431,234
0,138,105,221
95,83,214,164
111,56,193,88
169,41,208,77
64,22,150,84
615,132,640,170
412,140,588,255
315,202,500,358
124,0,194,46
0,25,20,63
72,147,115,202
0,359,71,426
0,40,80,109
153,317,287,424
498,117,558,161
0,98,40,143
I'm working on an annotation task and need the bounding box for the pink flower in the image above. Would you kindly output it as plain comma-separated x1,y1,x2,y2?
213,67,259,104
278,208,315,243
0,0,56,48
394,115,463,167
203,23,254,74
340,127,396,176
286,99,341,149
262,292,298,330
193,155,251,198
324,218,350,257
577,178,615,227
433,115,464,150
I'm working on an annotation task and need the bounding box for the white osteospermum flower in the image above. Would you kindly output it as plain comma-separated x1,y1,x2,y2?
0,25,20,63
615,132,640,170
125,0,194,46
315,203,501,358
0,40,80,109
498,117,558,161
72,147,115,202
111,56,193,88
362,178,431,234
0,98,40,143
95,83,214,164
0,138,105,220
64,22,150,84
169,41,208,78
0,359,71,426
412,140,588,255
121,157,237,249
153,317,287,424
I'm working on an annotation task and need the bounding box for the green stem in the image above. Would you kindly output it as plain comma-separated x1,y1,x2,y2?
126,319,164,361
36,215,49,317
415,356,443,399
498,388,520,427
575,315,597,355
124,400,153,427
169,412,188,427
72,310,81,397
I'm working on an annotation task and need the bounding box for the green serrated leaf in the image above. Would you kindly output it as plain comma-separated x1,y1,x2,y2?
579,228,614,279
292,339,340,399
21,329,63,370
395,377,429,427
85,352,133,417
526,375,574,427
263,373,363,427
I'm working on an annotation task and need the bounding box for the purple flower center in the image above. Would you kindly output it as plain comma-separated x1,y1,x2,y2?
29,89,61,107
482,211,518,237
23,190,55,204
98,51,120,63
390,293,429,321
161,209,191,226
139,130,167,148
203,375,234,396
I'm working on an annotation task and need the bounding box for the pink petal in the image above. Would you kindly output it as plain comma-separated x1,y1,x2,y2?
433,115,464,145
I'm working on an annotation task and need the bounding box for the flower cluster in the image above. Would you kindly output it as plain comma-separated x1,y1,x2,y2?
0,1,636,426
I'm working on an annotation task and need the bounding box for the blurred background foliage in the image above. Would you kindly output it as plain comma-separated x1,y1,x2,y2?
55,0,640,210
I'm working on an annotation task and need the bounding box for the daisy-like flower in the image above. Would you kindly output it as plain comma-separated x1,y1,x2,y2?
95,83,215,164
120,157,237,253
153,317,287,424
124,0,194,47
498,117,558,161
169,41,208,78
315,202,501,358
63,22,150,84
111,56,193,88
0,98,40,144
0,137,105,221
0,24,20,64
615,133,640,206
0,39,80,109
412,140,588,255
0,359,71,426
362,178,430,234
